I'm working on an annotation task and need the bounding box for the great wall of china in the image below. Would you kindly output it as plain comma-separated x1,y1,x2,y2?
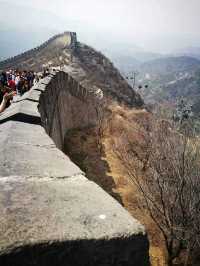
0,32,77,70
0,33,150,265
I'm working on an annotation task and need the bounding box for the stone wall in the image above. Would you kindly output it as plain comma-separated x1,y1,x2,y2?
0,71,150,265
38,71,99,150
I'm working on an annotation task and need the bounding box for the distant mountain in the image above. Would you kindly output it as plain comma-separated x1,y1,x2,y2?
139,56,200,77
137,56,200,89
137,56,200,110
112,52,163,72
142,73,200,105
106,55,140,74
102,45,163,74
146,70,200,121
174,47,200,60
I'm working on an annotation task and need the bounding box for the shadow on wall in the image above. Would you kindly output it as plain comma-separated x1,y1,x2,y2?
64,127,123,205
0,237,149,266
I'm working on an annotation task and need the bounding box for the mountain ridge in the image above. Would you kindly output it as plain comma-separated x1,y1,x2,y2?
0,32,143,108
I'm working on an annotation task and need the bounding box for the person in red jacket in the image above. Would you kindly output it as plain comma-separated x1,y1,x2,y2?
8,79,16,90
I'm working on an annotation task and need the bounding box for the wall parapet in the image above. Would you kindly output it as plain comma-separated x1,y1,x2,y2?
0,71,150,265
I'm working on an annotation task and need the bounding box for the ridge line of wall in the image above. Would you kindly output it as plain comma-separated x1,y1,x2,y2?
0,32,76,69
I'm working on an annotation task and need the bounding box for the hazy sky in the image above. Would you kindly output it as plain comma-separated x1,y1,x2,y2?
0,0,200,53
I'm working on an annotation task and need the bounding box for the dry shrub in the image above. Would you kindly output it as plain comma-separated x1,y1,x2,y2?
113,116,200,266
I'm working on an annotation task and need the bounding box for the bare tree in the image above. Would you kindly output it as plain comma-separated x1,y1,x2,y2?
91,86,107,152
114,118,200,265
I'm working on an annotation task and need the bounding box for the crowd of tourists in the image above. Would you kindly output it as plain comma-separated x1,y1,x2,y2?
0,69,50,114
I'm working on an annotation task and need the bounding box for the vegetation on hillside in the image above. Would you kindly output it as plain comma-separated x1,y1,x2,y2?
64,97,200,265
